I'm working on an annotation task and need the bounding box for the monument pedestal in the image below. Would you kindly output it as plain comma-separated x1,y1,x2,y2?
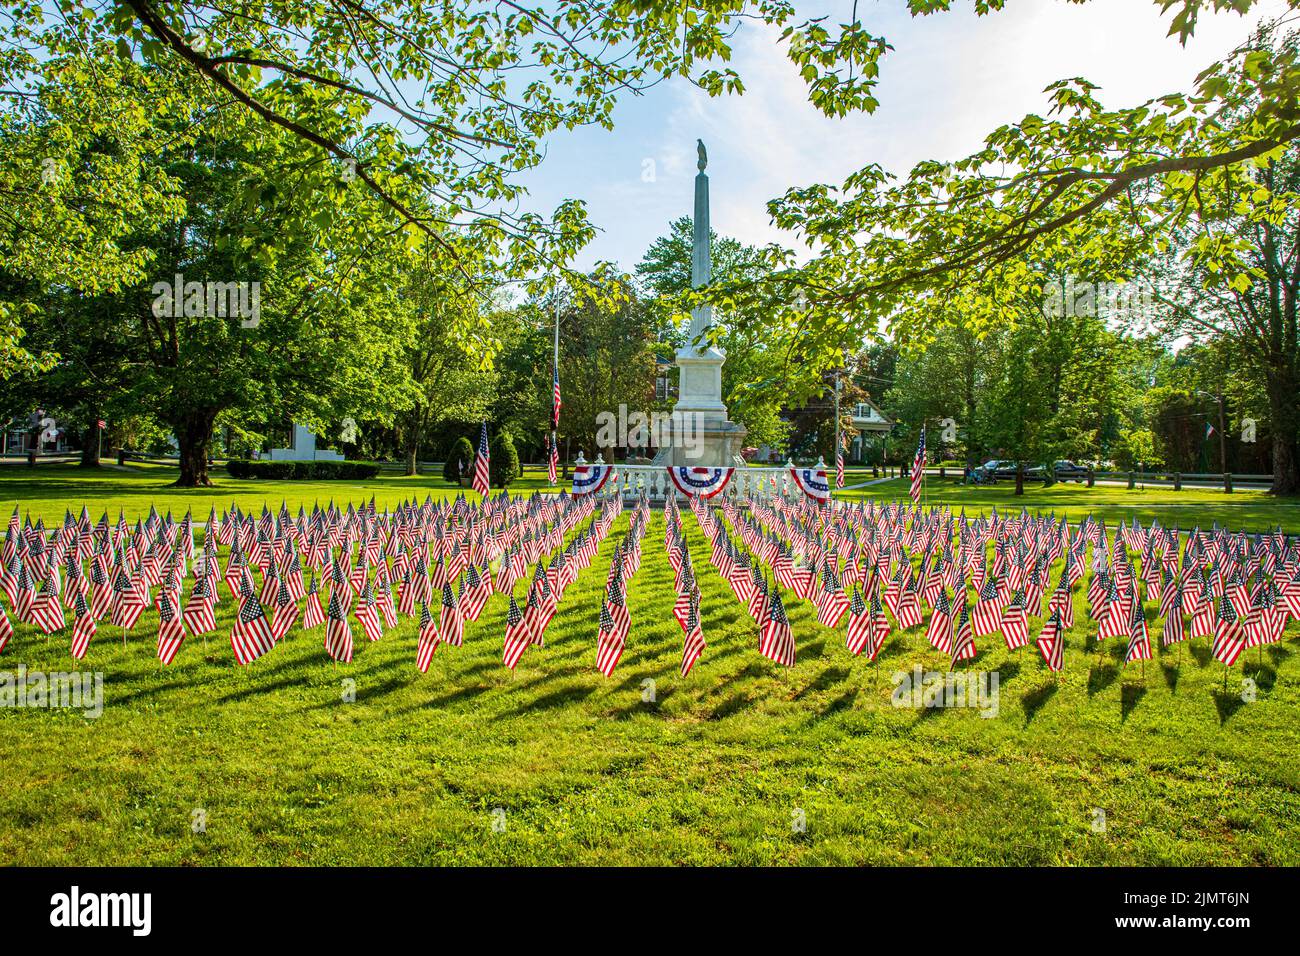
672,345,746,467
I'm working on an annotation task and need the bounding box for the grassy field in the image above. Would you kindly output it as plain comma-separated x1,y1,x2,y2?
0,464,1297,865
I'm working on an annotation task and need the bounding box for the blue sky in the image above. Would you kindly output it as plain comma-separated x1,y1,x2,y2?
516,0,1291,275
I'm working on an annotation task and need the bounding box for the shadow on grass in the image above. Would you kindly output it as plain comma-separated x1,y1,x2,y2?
816,688,858,720
1242,659,1276,693
792,666,851,701
995,660,1021,685
1189,641,1212,668
1160,661,1180,694
216,674,308,705
1211,689,1247,725
1120,681,1146,722
1087,663,1118,696
1021,681,1057,725
708,693,752,720
504,683,595,716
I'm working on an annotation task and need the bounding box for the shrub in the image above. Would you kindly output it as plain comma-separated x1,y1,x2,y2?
444,436,475,485
489,433,521,489
223,459,381,480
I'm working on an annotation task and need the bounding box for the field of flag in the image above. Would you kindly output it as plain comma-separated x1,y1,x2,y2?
0,472,1297,865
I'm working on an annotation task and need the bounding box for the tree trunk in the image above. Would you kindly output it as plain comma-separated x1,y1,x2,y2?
1014,461,1025,496
405,443,418,476
174,411,216,487
79,425,100,468
1268,374,1300,494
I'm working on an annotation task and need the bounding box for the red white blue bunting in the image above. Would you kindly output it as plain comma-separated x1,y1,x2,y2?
789,466,830,504
667,466,734,498
571,464,612,496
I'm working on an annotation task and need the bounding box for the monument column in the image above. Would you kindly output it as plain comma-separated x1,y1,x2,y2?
671,140,745,466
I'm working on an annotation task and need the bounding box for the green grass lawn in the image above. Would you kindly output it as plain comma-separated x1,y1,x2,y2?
0,465,1297,865
841,474,1300,532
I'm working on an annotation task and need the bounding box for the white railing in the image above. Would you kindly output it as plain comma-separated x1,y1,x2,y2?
575,452,820,502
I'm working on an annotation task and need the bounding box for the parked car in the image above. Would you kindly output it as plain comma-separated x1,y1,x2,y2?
1025,460,1089,482
972,459,1019,482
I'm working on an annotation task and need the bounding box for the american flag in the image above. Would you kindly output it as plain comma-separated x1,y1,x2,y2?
680,597,706,676
460,563,489,623
950,603,976,663
156,589,185,665
845,586,872,656
70,590,95,659
0,602,11,655
1000,591,1029,649
300,573,325,630
439,581,464,647
472,421,491,496
910,426,926,504
926,587,954,653
417,601,440,672
835,441,845,489
547,434,559,485
96,419,106,429
552,364,562,429
1035,606,1064,672
1211,596,1244,665
31,571,65,634
503,594,530,670
231,591,275,664
183,574,216,636
324,587,354,663
1126,596,1151,664
595,600,623,677
758,588,795,667
270,577,299,642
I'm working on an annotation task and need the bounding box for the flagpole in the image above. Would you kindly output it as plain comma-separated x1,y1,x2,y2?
834,364,841,500
552,287,560,487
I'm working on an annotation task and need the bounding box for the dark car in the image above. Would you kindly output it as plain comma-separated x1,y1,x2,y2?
1026,460,1089,482
973,459,1018,482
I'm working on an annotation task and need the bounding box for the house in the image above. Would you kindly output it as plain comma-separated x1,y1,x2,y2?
848,398,893,463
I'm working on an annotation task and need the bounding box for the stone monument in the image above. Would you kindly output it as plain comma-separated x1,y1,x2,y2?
665,140,747,467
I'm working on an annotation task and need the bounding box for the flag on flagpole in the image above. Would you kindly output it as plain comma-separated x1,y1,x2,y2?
552,364,562,429
547,433,559,485
1205,422,1216,439
910,426,926,504
96,419,106,430
835,440,845,489
472,422,491,496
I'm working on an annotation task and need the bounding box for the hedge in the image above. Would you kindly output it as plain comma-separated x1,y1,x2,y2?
225,459,381,480
443,436,475,485
489,433,521,489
